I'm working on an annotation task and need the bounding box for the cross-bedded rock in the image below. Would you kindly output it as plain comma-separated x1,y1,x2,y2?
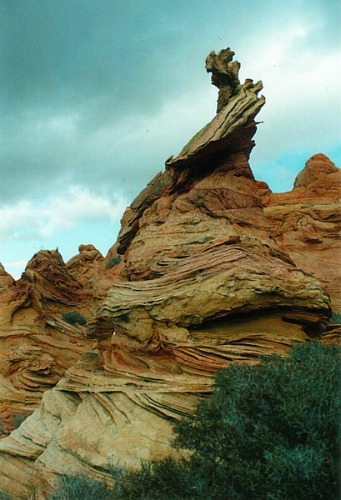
258,153,341,310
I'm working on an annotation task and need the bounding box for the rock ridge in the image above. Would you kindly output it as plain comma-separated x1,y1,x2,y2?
258,153,341,310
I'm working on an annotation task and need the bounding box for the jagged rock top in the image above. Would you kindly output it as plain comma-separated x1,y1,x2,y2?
93,49,330,344
205,47,261,112
0,264,15,292
258,153,341,310
117,48,265,254
166,48,264,172
294,153,339,189
259,153,341,207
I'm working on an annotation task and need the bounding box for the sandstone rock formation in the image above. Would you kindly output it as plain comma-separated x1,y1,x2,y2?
0,49,338,497
0,249,101,436
258,153,341,310
206,47,242,112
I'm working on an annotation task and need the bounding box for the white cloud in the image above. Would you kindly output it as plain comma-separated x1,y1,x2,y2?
242,20,340,111
2,260,27,280
237,19,341,188
33,111,80,139
0,187,127,242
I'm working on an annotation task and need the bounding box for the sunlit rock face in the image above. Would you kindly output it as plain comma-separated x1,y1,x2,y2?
258,153,341,310
0,49,337,498
0,249,99,432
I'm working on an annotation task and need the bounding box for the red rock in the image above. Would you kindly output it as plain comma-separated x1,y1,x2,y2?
260,154,341,310
0,250,96,432
0,264,15,292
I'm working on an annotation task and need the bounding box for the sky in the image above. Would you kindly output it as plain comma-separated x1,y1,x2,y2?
1,0,340,279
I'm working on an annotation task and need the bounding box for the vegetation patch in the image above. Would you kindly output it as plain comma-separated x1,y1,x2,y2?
105,256,121,269
62,312,87,326
50,474,110,500
330,312,341,324
13,413,28,429
84,352,99,362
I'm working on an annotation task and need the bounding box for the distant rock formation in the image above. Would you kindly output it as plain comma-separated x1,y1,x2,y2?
0,249,102,433
258,153,341,310
0,49,339,498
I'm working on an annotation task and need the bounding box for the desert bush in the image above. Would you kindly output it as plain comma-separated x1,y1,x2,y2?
113,341,341,499
62,312,86,326
111,459,203,499
50,474,110,500
105,256,121,269
330,312,341,324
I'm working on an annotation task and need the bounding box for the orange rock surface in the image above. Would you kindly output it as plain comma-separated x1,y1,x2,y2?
258,153,341,310
0,248,102,436
0,49,339,497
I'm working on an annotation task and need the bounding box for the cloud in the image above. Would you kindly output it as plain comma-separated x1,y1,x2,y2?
0,187,127,242
1,0,339,204
240,18,341,187
2,260,27,280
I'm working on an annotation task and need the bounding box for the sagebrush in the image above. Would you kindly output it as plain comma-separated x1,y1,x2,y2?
62,312,86,326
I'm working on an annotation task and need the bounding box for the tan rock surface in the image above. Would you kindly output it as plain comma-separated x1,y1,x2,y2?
259,154,341,310
0,250,98,436
0,49,338,497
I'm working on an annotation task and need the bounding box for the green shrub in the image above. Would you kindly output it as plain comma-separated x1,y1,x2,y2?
105,256,121,269
330,312,341,324
111,459,203,499
113,341,341,499
0,493,12,500
13,413,28,429
84,352,99,362
62,312,87,326
50,474,110,500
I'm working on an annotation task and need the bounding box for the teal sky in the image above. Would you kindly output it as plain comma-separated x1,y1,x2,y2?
1,0,340,278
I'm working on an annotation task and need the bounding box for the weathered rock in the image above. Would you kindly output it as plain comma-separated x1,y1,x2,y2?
0,307,325,496
259,154,341,310
0,49,338,497
294,153,339,189
205,47,241,112
0,264,16,293
66,244,109,298
0,250,96,433
117,49,265,257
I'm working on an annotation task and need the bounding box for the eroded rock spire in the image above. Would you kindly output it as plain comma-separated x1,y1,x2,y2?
205,48,241,112
206,48,263,113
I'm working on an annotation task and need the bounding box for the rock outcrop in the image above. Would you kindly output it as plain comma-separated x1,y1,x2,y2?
258,153,341,310
0,49,338,497
0,249,100,436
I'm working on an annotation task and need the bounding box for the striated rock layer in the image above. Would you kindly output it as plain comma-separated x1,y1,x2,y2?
0,49,338,497
258,153,341,310
0,247,105,436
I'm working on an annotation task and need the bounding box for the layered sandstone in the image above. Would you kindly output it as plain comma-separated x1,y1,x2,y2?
0,249,102,437
258,153,341,310
0,49,338,497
